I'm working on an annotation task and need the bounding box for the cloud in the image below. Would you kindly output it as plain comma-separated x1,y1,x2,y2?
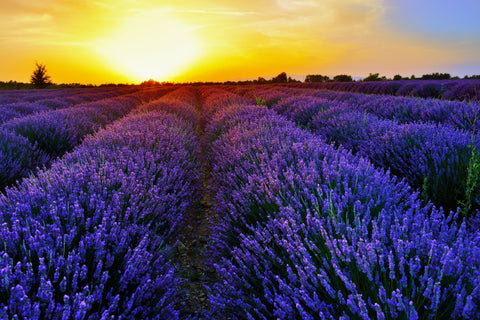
276,0,318,10
169,9,260,16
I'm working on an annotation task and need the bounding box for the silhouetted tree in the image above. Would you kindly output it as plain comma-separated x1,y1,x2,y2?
255,77,267,84
305,74,331,82
271,72,288,83
363,73,381,81
421,72,451,80
30,62,52,88
287,76,300,83
364,73,387,81
333,74,353,82
393,74,403,80
141,79,160,86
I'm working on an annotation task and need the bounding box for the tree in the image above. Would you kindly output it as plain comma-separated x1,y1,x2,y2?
421,72,451,80
393,74,403,80
255,77,267,84
363,73,380,81
363,73,388,81
333,74,353,82
287,76,300,83
305,74,331,82
270,72,288,83
30,62,52,88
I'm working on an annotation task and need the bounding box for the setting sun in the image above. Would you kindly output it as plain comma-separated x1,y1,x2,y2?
97,11,202,81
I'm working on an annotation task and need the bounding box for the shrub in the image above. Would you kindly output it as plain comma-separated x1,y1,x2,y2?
206,104,480,319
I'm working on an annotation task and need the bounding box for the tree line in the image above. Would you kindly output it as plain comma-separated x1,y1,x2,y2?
2,63,480,90
306,72,480,82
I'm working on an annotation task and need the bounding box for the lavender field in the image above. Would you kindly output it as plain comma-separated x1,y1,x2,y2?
296,79,480,101
0,84,479,319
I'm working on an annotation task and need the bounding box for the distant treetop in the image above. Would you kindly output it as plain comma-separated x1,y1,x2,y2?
305,74,331,82
333,74,353,82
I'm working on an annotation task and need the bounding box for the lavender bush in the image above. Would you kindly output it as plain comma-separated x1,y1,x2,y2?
206,102,480,319
0,103,50,124
260,88,480,132
0,128,50,191
2,96,140,158
272,96,339,127
270,97,479,214
0,87,179,198
0,106,200,318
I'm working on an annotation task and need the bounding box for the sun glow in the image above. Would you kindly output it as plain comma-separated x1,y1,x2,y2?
97,12,202,82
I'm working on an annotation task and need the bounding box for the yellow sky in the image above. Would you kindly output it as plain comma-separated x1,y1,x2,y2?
1,0,479,84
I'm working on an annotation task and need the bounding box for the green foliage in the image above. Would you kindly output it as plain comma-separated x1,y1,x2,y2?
255,77,267,84
287,76,300,83
255,96,267,106
30,62,52,89
270,72,288,83
421,72,451,80
305,74,331,83
253,72,290,84
363,73,387,81
459,109,480,217
460,143,480,217
333,74,353,82
421,147,471,212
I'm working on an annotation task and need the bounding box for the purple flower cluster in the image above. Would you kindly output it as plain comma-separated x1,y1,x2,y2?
0,87,136,106
0,87,149,126
305,90,480,131
2,96,137,155
0,91,201,318
273,96,341,127
205,101,480,319
0,128,49,191
0,103,51,124
271,96,479,214
243,86,480,132
0,86,176,193
137,86,200,125
199,86,250,115
356,96,480,131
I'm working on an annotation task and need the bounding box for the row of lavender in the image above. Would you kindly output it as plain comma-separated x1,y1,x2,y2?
0,86,138,106
0,86,175,191
237,85,480,132
292,79,480,101
0,88,202,318
0,87,141,124
269,94,480,217
310,90,480,132
201,88,480,319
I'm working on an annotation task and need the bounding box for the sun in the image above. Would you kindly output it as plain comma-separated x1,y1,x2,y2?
98,11,202,81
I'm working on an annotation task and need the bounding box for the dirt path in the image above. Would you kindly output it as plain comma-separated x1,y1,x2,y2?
174,89,216,318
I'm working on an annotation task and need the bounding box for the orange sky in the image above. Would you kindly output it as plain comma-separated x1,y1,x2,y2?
1,0,479,84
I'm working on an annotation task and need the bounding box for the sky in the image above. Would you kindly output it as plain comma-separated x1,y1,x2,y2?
1,0,479,84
